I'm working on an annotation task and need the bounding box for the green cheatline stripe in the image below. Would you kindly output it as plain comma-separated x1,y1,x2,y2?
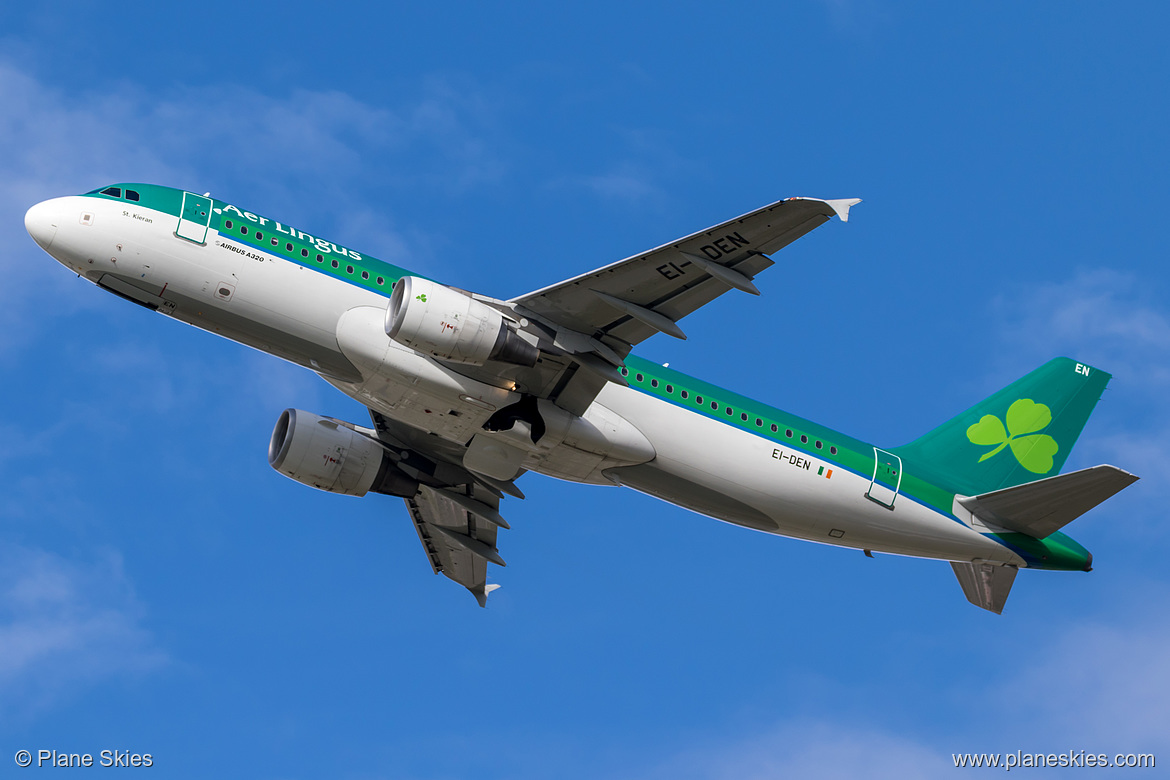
81,183,1097,568
620,360,1090,570
621,355,957,515
84,183,416,296
83,184,963,520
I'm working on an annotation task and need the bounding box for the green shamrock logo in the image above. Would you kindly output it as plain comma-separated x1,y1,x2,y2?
966,398,1059,474
416,293,427,302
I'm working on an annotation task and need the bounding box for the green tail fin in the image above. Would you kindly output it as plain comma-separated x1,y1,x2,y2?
893,358,1111,496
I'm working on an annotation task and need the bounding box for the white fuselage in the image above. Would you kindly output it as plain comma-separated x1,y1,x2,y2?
28,194,1023,568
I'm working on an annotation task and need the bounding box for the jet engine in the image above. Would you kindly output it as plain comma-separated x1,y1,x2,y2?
385,276,538,366
268,409,418,497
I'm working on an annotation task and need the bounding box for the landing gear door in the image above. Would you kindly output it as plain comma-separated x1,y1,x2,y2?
176,192,212,244
866,447,902,509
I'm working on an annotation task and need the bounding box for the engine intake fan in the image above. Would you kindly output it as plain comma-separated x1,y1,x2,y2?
268,409,419,498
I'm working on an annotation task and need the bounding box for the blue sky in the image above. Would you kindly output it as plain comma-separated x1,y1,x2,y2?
3,2,1169,777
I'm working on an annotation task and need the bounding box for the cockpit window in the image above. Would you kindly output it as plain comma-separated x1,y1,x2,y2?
101,187,122,198
125,189,140,201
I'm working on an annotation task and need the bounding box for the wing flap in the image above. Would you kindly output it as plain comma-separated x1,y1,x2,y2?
959,465,1138,539
405,483,507,607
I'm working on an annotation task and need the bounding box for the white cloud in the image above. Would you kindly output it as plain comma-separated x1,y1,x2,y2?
633,722,944,780
817,0,892,36
0,61,503,207
619,609,1170,780
0,60,505,350
992,268,1170,386
580,165,663,203
991,268,1170,529
0,544,166,719
997,605,1170,754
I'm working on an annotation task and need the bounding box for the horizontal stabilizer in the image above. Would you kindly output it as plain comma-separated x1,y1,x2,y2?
952,561,1019,614
959,465,1138,539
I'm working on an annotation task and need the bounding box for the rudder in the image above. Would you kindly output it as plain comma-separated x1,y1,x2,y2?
893,358,1110,496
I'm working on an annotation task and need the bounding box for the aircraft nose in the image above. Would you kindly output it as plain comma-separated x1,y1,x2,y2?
25,199,60,250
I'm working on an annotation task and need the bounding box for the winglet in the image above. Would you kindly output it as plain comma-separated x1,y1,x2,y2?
826,198,862,223
472,583,502,608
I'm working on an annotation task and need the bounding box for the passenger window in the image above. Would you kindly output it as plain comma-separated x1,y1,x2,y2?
125,190,140,201
680,390,688,399
224,219,233,229
621,368,629,376
785,429,793,438
241,226,249,235
755,418,762,426
635,373,643,382
331,259,339,268
725,407,733,416
286,242,293,251
362,271,369,280
316,254,324,262
741,413,748,421
346,265,354,274
650,379,658,388
815,441,823,449
301,248,309,257
800,435,808,444
711,401,718,410
665,384,673,394
271,238,278,246
770,424,778,432
696,395,704,404
376,276,384,285
830,446,838,455
101,187,121,197
255,231,263,240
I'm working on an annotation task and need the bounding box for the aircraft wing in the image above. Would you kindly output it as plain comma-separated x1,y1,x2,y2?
511,196,859,349
437,196,858,417
367,409,518,606
405,483,507,607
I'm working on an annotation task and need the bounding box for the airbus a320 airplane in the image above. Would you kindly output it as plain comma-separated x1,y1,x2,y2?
25,184,1138,612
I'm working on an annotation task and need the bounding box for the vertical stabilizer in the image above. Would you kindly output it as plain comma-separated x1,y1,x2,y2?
895,358,1110,496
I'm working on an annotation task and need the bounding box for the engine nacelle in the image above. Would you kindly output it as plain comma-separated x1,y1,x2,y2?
268,409,418,497
385,276,538,366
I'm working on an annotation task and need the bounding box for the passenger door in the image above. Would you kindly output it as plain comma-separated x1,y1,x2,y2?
866,447,902,509
176,191,212,244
